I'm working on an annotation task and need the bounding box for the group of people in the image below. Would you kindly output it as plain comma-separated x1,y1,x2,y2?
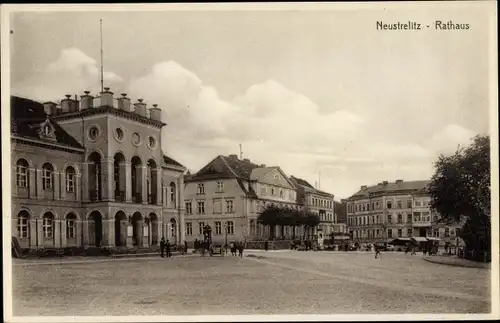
228,241,245,257
159,237,188,258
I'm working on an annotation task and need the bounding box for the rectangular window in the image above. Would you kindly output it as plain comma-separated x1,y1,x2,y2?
42,169,52,190
376,229,380,237
397,214,403,223
407,214,412,223
227,221,234,235
18,217,29,238
216,181,224,193
215,221,222,235
397,229,402,237
185,202,192,214
43,217,53,239
197,183,205,195
66,173,75,193
407,228,413,237
226,200,234,213
197,201,205,214
387,229,393,238
199,222,205,235
261,186,267,195
433,229,439,237
444,228,450,237
407,200,412,208
422,212,430,222
387,201,392,209
387,214,392,224
414,200,421,207
16,165,28,188
186,222,193,236
66,219,75,239
397,201,402,209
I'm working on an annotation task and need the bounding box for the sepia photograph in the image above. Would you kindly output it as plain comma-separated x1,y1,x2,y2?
1,2,498,321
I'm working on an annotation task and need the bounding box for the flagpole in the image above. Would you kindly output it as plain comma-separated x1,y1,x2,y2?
100,19,104,93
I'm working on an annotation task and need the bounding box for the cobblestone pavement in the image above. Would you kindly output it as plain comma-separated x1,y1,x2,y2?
11,251,491,316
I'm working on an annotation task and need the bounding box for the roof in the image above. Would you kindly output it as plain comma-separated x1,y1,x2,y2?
186,155,261,182
289,175,334,198
11,96,83,150
162,153,186,169
349,180,431,199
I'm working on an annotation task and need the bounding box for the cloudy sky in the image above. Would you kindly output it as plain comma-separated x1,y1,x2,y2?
8,3,493,199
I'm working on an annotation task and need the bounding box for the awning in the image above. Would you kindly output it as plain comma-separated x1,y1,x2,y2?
411,237,428,242
426,237,441,241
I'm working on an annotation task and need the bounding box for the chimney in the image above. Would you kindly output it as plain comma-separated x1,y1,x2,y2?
117,93,132,112
43,101,57,116
80,91,94,110
69,95,79,112
383,181,388,185
60,94,73,113
395,179,403,184
133,99,147,117
99,87,114,107
361,185,367,190
150,104,162,121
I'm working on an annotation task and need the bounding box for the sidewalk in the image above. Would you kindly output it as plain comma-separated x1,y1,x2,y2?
424,255,490,269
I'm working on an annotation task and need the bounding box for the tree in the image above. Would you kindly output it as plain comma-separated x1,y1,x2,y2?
302,211,320,240
428,135,491,259
257,204,283,240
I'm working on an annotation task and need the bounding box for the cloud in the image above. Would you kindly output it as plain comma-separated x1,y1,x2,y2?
11,48,482,198
12,48,122,102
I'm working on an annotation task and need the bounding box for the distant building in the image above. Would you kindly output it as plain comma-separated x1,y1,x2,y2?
11,90,186,251
184,155,300,243
346,180,463,245
290,176,335,239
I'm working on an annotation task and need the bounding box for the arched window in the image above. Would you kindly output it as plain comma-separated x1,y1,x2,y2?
17,211,30,238
65,166,76,193
16,159,29,188
387,201,392,209
43,213,54,239
66,214,77,239
42,163,54,191
170,182,176,205
170,218,177,237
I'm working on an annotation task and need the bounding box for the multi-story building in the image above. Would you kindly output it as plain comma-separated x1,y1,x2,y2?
11,90,186,251
346,180,462,245
289,176,336,239
333,200,350,242
184,155,300,243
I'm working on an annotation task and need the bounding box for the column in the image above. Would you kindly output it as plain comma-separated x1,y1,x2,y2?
153,169,162,206
142,222,149,247
83,220,89,247
60,171,67,201
104,219,115,247
118,162,127,201
61,219,67,247
36,169,43,199
136,219,144,246
54,220,61,248
29,220,37,248
178,176,186,244
125,162,132,202
140,166,147,204
28,168,36,198
12,166,17,197
82,162,91,202
75,220,82,247
156,220,162,245
75,174,81,202
126,222,133,247
37,219,44,248
102,158,114,201
163,186,167,207
53,172,61,200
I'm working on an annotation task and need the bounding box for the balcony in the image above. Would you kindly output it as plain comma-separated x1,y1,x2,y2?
148,194,157,204
89,190,100,202
114,190,125,202
412,221,432,227
132,193,142,203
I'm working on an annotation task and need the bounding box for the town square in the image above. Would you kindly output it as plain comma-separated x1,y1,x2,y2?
3,2,497,320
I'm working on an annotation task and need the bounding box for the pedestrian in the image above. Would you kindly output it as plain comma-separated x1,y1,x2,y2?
230,241,236,256
238,242,244,258
405,243,409,255
264,240,269,252
160,237,166,258
411,245,416,255
166,239,171,258
375,245,381,259
184,240,188,255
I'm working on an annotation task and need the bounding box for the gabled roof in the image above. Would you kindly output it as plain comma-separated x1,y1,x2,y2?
11,96,83,150
290,176,315,189
161,153,186,169
349,180,431,199
186,155,261,182
289,175,334,198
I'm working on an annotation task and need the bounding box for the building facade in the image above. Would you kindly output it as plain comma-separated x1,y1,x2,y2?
346,180,463,245
184,155,307,243
11,90,186,251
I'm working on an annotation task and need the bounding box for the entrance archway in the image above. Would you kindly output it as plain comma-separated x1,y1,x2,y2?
131,212,143,246
88,211,103,247
115,211,127,246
